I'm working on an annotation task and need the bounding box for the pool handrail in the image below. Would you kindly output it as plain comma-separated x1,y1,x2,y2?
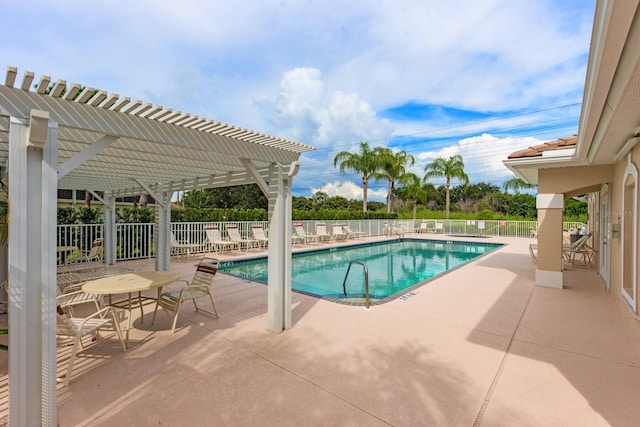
342,260,370,309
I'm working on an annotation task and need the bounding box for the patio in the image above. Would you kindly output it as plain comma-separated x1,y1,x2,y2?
1,233,638,426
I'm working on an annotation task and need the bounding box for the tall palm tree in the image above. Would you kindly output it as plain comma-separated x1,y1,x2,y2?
502,175,537,194
334,141,383,212
372,148,415,213
423,154,469,220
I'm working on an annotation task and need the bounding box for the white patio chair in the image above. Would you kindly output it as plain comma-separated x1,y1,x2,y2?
204,226,240,253
435,222,444,233
152,257,219,333
250,225,269,248
227,225,258,250
56,301,126,386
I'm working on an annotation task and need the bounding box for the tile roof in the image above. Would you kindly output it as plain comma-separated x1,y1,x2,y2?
507,135,577,159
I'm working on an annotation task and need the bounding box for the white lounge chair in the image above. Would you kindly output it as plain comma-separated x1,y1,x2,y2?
227,225,258,251
170,231,199,260
383,222,405,237
250,225,269,248
294,222,319,244
332,224,348,241
315,223,332,242
342,225,366,239
204,226,240,253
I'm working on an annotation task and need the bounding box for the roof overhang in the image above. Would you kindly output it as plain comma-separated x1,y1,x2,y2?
0,66,315,198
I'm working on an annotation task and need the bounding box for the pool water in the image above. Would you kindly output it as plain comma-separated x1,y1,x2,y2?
218,239,501,302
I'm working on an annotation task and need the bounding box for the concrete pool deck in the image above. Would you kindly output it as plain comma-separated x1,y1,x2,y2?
1,233,639,425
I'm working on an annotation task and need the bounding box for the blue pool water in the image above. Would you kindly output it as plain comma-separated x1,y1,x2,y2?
218,239,501,302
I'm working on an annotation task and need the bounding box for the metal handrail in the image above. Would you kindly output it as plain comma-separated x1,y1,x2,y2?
342,260,370,309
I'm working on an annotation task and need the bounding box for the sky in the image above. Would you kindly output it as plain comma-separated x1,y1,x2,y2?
1,0,596,201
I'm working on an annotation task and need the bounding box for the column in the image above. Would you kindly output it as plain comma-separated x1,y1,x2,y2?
536,193,564,288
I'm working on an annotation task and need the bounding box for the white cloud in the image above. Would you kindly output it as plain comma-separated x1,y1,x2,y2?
417,133,542,186
312,181,387,202
257,67,393,148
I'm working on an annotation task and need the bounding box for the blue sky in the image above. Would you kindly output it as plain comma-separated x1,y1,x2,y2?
1,0,596,200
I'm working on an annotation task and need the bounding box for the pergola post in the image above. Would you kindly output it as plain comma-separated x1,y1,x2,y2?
103,194,116,265
267,164,294,332
8,113,58,426
154,192,171,272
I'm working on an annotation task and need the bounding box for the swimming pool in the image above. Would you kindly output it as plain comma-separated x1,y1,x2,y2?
218,239,501,303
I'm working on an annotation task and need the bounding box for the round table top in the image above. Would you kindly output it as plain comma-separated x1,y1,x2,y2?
82,271,180,295
56,246,78,252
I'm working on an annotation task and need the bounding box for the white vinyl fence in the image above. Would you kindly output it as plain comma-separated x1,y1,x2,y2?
57,219,585,261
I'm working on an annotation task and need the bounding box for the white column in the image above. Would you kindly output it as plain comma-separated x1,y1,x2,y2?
8,113,58,426
154,192,171,271
267,164,294,332
103,194,117,265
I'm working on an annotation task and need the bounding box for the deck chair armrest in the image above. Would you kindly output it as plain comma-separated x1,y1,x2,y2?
73,306,119,328
62,283,86,294
57,289,95,302
175,283,210,298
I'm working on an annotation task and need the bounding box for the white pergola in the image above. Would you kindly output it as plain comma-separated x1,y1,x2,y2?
0,66,314,427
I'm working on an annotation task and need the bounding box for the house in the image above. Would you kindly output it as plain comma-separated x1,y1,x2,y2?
504,0,640,319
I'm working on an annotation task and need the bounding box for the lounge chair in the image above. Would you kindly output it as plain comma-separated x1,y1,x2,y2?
294,222,319,244
563,232,595,266
204,226,240,253
342,225,366,239
56,301,126,386
383,222,405,237
315,223,332,242
152,257,219,333
250,225,269,248
332,224,348,241
227,225,258,250
170,231,199,260
435,222,444,233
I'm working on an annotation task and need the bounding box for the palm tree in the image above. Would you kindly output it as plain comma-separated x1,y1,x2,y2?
334,141,383,212
423,154,469,220
372,148,415,213
400,173,435,220
502,175,537,194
